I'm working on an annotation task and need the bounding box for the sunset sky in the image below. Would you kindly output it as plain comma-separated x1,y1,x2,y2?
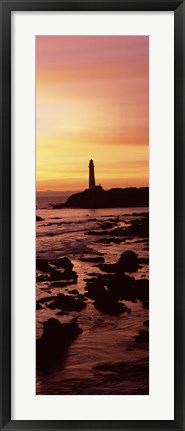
36,36,149,192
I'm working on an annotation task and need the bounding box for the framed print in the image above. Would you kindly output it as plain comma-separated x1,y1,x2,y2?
35,34,150,396
0,0,184,430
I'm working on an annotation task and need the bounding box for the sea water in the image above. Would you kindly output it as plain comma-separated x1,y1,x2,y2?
36,195,149,395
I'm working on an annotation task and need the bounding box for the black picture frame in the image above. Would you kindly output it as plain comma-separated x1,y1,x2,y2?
0,0,184,429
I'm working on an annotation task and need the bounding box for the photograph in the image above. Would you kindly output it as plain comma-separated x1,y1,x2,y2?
36,35,149,395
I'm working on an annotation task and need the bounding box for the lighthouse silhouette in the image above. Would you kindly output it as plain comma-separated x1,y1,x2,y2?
89,159,96,190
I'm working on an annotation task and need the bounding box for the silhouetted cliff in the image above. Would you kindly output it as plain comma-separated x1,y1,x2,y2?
53,187,149,209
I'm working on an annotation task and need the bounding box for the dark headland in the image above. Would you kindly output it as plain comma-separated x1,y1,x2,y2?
53,186,149,209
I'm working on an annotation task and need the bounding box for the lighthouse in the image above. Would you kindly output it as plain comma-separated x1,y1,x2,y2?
89,159,96,190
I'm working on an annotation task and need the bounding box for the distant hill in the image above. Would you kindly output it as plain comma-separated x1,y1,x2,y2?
53,187,149,209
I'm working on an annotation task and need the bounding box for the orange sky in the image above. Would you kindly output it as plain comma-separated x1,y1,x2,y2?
36,36,149,192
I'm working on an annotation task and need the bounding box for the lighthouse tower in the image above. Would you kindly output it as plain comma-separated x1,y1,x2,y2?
89,159,96,190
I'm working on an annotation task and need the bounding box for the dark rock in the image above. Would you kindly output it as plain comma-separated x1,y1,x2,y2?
108,274,148,301
36,303,42,310
50,268,77,283
69,289,79,295
142,300,149,309
134,279,149,300
99,251,139,273
36,318,83,371
84,272,148,304
122,216,149,238
53,257,74,271
107,227,125,236
99,263,117,273
57,311,69,316
85,272,99,277
110,273,136,293
85,283,108,301
106,216,149,239
98,222,114,229
36,259,52,272
51,281,74,288
38,295,57,304
53,187,149,209
139,257,149,264
118,251,139,272
45,222,63,226
84,274,131,315
94,296,129,316
47,293,86,312
49,268,64,281
78,293,86,300
36,215,44,221
84,273,107,286
56,310,68,316
131,212,148,217
144,320,149,327
36,274,50,283
134,330,149,344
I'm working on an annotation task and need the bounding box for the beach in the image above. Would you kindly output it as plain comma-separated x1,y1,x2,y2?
36,195,149,395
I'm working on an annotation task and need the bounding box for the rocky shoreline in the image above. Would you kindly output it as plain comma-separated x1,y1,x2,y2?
36,208,149,394
36,252,148,374
53,187,149,209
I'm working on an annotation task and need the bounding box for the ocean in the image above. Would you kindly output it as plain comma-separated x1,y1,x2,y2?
36,194,149,395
